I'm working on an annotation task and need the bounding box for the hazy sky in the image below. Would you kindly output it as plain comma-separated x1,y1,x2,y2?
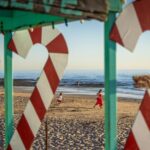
0,1,150,72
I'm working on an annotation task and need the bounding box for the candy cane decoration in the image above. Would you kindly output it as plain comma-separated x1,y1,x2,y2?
7,26,68,150
124,90,150,150
110,0,150,52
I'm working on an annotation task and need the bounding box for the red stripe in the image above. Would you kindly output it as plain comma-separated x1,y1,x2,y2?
7,145,12,150
134,0,150,31
8,39,18,54
28,27,42,44
30,86,46,121
44,58,59,93
17,114,34,150
139,90,150,130
46,34,68,54
124,131,139,150
110,24,124,46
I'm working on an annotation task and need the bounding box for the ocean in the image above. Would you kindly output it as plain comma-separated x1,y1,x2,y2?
0,70,150,100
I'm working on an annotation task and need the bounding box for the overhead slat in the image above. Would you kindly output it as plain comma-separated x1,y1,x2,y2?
0,0,108,21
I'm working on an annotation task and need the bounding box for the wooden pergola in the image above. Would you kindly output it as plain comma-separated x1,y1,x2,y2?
0,1,122,149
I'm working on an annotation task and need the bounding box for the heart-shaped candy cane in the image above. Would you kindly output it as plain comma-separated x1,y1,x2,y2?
7,26,68,150
124,90,150,150
110,1,150,149
110,0,150,52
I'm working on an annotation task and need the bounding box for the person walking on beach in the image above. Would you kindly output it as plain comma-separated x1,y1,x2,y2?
56,92,63,105
77,81,80,87
93,89,103,108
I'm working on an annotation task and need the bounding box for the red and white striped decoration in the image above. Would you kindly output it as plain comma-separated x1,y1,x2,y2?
124,90,150,150
7,26,68,150
110,0,150,52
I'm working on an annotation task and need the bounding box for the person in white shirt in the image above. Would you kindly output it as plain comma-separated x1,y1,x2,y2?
56,92,63,104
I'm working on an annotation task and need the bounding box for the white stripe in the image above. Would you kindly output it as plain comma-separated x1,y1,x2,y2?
36,71,54,110
132,111,150,150
10,130,25,150
49,53,68,80
42,26,60,46
116,4,142,51
13,30,33,58
147,89,150,96
24,101,41,137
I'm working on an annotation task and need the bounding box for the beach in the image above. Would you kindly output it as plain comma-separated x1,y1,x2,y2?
0,87,141,150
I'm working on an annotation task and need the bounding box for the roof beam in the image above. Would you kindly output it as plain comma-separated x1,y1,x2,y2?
0,9,66,32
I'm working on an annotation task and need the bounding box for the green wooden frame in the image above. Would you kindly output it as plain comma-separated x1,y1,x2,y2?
1,1,122,149
4,32,13,149
104,12,117,150
0,9,67,32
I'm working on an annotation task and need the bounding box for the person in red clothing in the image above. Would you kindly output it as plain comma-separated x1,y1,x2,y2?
93,89,103,108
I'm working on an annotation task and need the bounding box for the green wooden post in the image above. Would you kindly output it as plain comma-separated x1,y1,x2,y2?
104,12,117,150
4,32,13,149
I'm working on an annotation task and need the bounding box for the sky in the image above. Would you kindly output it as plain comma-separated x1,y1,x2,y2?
0,1,150,72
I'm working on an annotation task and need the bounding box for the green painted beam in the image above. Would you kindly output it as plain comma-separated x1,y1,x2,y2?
104,12,117,150
4,32,14,149
0,9,67,32
108,0,122,12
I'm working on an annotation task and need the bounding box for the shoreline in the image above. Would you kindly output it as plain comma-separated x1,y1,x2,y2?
0,86,143,102
0,87,140,117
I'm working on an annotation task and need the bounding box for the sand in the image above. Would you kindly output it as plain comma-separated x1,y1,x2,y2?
0,87,141,149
